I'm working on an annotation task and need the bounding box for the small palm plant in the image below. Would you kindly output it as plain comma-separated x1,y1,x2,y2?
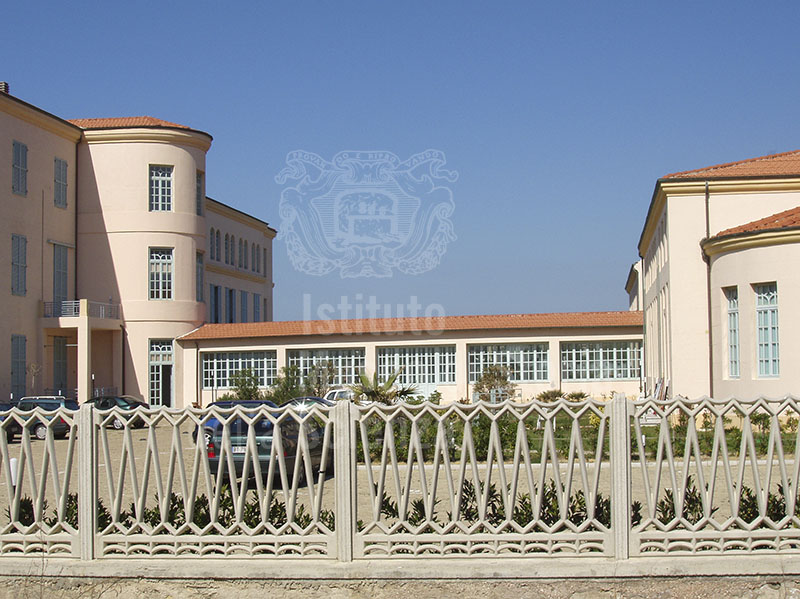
349,369,418,405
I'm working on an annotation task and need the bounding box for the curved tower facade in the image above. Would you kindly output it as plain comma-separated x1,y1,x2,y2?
75,118,212,405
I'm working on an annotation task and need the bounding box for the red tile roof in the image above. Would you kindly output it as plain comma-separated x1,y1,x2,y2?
179,311,643,341
68,116,192,130
663,150,800,180
713,205,800,239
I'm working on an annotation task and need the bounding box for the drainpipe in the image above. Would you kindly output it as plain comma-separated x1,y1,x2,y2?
703,181,714,398
121,325,126,395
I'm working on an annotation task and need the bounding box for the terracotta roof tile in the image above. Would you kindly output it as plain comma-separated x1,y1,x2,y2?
713,205,800,239
68,116,192,130
179,311,643,341
663,150,800,180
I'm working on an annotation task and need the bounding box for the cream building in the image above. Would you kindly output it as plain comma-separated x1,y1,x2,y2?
1,86,275,405
637,150,800,399
176,311,644,406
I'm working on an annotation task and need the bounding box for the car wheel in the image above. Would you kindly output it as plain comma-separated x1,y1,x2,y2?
112,418,124,430
34,424,47,441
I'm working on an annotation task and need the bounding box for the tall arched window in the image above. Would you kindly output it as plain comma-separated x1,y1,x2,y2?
237,238,243,268
244,240,249,270
231,236,236,266
251,244,256,271
256,245,261,273
224,234,230,264
209,228,216,259
215,230,221,261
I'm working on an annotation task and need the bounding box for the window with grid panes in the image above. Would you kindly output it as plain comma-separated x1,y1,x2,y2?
755,283,779,377
725,287,739,378
560,341,641,381
148,248,173,300
377,346,456,385
287,348,365,385
467,344,548,383
149,165,173,211
202,351,277,388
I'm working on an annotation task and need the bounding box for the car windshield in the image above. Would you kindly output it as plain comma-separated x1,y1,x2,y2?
65,400,79,410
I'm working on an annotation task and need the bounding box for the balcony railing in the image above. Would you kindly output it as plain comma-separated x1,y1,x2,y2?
43,300,120,319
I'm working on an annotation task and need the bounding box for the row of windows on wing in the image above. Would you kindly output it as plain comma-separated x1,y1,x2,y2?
199,342,643,389
11,140,69,206
207,228,266,275
207,285,266,324
148,165,205,215
725,282,780,379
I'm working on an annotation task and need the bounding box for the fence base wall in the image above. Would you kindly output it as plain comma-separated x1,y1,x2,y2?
0,556,799,598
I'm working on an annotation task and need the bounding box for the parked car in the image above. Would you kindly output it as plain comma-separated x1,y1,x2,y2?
0,404,21,443
322,387,354,402
193,399,330,480
287,395,336,411
16,396,79,440
85,395,148,429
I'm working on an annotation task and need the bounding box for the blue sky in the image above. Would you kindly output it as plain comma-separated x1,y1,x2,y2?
5,2,800,321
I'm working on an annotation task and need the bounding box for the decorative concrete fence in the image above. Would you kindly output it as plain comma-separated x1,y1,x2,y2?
0,395,798,563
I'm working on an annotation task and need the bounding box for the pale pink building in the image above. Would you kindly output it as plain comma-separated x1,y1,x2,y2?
1,86,275,405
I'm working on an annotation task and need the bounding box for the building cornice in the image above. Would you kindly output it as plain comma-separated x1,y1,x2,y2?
81,127,212,151
0,94,82,142
206,263,268,283
701,228,800,258
206,199,276,235
638,177,800,257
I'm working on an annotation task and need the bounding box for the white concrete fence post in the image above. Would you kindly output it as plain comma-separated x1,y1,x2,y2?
610,392,632,560
78,403,97,560
333,400,356,562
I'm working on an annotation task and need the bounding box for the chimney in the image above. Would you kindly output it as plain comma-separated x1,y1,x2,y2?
0,82,8,94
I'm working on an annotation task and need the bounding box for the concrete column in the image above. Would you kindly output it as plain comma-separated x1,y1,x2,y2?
455,340,468,401
77,300,92,404
363,341,377,377
111,329,123,396
276,347,287,372
611,392,632,559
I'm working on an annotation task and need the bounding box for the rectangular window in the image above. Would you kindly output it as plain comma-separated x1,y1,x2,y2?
196,253,204,302
148,248,173,300
11,234,26,296
253,293,262,322
54,158,68,207
53,244,68,303
149,340,173,407
11,334,26,400
725,287,739,378
755,283,779,377
225,287,236,323
53,336,67,393
149,165,173,211
378,346,457,385
12,141,27,195
195,171,204,216
560,341,642,381
202,351,278,389
468,344,549,383
209,284,221,323
288,348,366,385
240,290,248,323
